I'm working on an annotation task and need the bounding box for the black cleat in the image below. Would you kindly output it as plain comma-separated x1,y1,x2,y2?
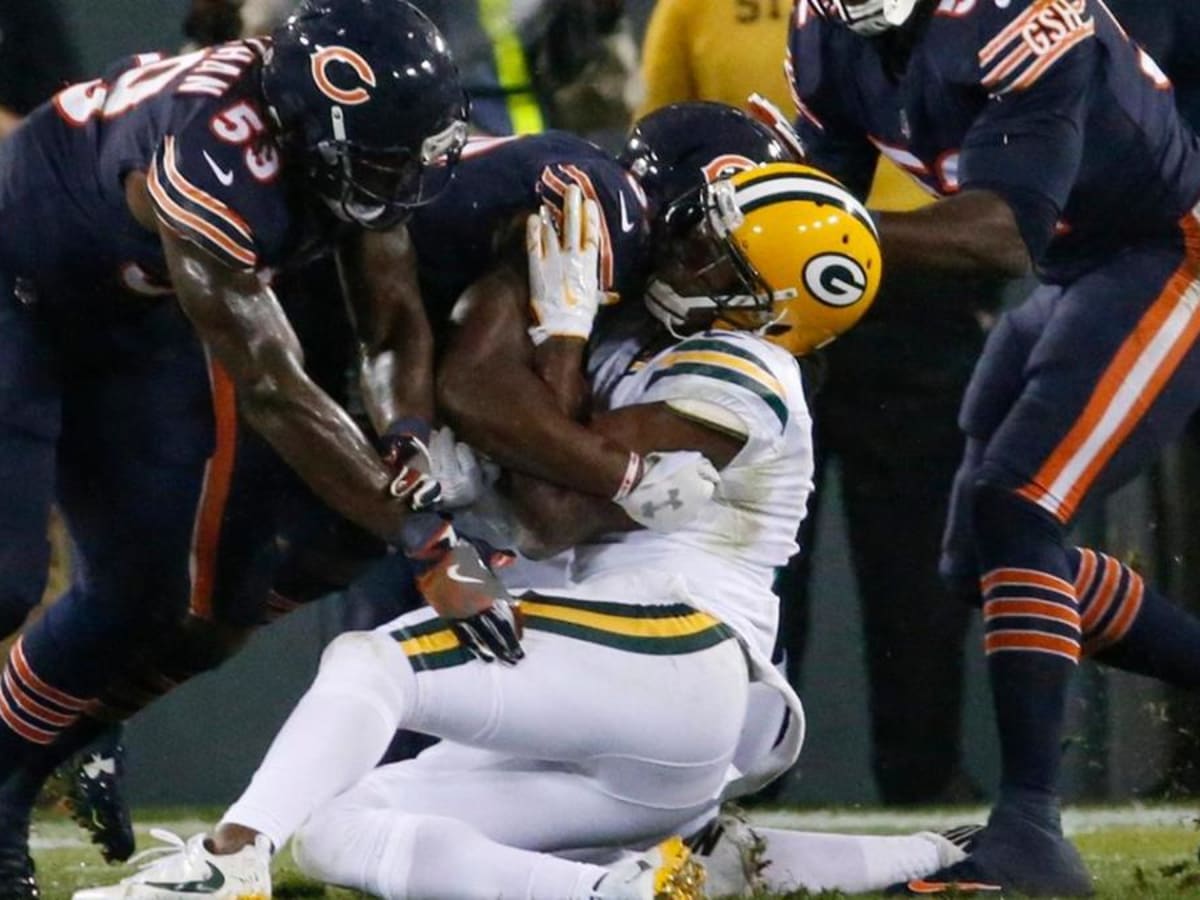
64,734,135,864
0,813,37,900
888,801,1093,896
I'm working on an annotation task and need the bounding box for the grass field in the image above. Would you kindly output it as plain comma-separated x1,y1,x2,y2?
28,804,1200,899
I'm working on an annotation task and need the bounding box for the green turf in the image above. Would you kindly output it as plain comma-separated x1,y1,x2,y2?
27,807,1200,899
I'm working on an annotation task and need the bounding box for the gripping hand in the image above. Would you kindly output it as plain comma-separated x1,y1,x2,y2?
403,515,524,665
526,184,604,346
380,424,442,512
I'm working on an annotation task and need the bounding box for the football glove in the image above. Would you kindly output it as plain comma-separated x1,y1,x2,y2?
526,184,604,346
380,423,442,512
426,426,486,510
614,450,720,533
402,514,524,665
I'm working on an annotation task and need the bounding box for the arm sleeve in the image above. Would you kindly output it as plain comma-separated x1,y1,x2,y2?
961,13,1098,261
637,0,697,116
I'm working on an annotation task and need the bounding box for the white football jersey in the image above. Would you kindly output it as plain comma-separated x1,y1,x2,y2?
571,323,816,660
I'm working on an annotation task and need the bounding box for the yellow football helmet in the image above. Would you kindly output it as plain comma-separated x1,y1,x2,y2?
646,162,882,356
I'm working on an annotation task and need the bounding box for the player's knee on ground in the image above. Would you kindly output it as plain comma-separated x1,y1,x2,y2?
312,630,416,727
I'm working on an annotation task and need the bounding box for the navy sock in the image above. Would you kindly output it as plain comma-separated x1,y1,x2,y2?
1072,547,1200,687
972,482,1079,802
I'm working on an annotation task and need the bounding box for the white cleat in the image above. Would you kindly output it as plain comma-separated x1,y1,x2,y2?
72,829,271,900
591,836,707,899
684,807,768,897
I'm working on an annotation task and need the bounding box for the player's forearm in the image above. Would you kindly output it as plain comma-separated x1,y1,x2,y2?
505,470,633,559
238,364,409,542
875,189,1031,278
0,107,21,140
532,337,589,418
439,357,633,498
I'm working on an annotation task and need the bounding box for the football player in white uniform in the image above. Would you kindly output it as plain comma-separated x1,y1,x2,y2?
74,140,966,899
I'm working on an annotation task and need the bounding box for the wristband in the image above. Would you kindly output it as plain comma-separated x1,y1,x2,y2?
611,451,645,502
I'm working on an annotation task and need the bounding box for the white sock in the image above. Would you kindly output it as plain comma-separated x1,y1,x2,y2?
757,828,943,894
222,632,412,849
294,807,607,900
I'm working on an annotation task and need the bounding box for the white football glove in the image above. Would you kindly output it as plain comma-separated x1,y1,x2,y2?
427,426,485,510
526,184,604,346
615,450,720,533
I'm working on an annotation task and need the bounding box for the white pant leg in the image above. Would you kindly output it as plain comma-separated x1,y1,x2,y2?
227,598,748,851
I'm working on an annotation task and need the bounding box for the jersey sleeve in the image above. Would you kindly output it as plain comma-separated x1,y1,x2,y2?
146,99,289,272
536,158,649,303
785,2,878,199
958,0,1100,260
641,331,803,460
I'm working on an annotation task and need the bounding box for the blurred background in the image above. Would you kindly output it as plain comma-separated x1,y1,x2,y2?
16,0,1199,811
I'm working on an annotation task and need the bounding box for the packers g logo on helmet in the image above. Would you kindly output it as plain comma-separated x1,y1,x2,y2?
706,162,882,355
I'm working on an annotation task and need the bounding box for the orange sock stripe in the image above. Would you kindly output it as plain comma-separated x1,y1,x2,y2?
2,669,75,728
985,631,1081,663
0,690,54,744
1088,573,1145,654
1080,555,1121,632
983,598,1081,628
11,639,87,711
981,567,1074,596
1073,548,1098,594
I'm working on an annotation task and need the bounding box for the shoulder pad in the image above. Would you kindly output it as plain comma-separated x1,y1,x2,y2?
147,99,290,270
643,331,799,436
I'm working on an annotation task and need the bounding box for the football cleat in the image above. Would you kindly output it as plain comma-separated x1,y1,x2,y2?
591,836,706,900
72,830,271,900
684,807,767,897
64,730,136,863
887,803,1092,897
0,823,38,900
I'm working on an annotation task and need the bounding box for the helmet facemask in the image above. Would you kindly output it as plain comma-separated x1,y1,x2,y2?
811,0,920,35
645,182,776,338
309,113,468,230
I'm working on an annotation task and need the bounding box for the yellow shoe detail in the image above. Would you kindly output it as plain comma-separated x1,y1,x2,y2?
652,836,706,900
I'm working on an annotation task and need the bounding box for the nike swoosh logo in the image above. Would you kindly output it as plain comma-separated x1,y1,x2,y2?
146,861,227,894
447,563,484,585
619,192,637,233
203,150,235,187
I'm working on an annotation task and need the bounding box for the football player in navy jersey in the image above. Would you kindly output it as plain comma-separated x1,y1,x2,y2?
0,0,487,893
788,0,1200,894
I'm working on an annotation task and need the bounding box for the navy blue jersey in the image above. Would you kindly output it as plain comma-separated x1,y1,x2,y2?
0,40,313,308
787,0,1200,279
410,132,649,329
1103,0,1200,129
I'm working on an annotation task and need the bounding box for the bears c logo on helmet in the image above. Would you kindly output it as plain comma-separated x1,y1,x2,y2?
310,46,377,105
803,253,869,307
702,154,757,184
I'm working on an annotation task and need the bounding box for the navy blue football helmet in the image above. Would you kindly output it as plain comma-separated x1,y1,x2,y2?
262,0,469,229
620,101,800,286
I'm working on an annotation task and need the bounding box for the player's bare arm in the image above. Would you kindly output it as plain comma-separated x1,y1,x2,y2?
335,224,435,433
506,401,744,558
127,172,409,543
875,189,1031,279
437,261,635,497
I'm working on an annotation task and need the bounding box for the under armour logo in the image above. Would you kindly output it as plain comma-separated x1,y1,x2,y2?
640,490,684,519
